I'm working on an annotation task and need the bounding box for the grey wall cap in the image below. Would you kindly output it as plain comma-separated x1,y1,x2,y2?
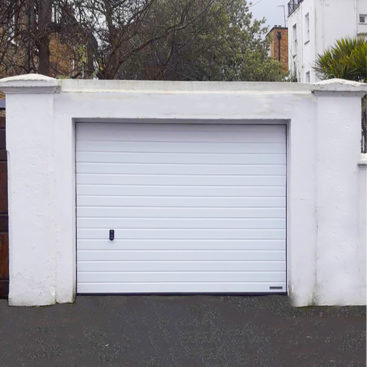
0,74,60,94
0,74,366,96
60,79,312,93
312,79,367,95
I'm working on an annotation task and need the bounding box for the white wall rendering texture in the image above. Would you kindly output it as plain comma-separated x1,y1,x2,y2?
0,74,366,307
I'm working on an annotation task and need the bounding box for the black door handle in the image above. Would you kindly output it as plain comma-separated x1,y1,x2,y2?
109,229,115,241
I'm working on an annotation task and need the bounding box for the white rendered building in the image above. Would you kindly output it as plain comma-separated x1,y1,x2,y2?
288,0,367,83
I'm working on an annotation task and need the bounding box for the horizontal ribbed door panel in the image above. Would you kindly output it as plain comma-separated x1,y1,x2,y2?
76,123,286,293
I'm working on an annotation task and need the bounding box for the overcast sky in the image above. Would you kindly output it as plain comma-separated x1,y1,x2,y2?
250,0,289,30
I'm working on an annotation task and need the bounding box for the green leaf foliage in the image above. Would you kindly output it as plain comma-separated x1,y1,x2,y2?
117,0,287,81
315,38,367,82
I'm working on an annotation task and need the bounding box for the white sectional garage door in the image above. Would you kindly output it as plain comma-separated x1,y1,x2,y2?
76,123,287,293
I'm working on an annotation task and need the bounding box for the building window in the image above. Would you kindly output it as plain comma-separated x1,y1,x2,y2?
360,15,367,24
52,5,61,24
292,24,297,55
292,62,298,81
305,71,311,83
304,13,310,43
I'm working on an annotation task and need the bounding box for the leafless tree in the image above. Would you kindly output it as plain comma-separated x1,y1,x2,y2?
66,0,215,79
0,0,215,78
0,0,285,81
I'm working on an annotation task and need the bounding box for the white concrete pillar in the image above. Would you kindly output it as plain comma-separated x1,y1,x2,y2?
1,75,61,305
314,86,366,305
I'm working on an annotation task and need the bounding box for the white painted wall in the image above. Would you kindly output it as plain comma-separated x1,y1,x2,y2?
358,0,367,37
315,93,365,304
5,93,58,306
288,0,316,82
0,74,366,307
359,158,367,306
288,0,367,83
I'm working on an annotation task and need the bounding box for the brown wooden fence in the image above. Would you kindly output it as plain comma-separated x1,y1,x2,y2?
362,96,367,154
0,115,8,298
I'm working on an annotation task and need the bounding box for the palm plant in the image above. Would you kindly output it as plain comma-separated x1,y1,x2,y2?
314,37,367,82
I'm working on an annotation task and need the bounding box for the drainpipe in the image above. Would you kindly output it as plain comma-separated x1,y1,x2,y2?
277,31,282,63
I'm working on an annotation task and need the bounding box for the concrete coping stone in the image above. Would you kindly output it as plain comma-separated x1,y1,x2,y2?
0,73,60,94
359,154,367,166
0,74,366,95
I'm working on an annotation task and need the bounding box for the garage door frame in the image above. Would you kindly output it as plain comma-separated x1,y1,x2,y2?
75,118,289,295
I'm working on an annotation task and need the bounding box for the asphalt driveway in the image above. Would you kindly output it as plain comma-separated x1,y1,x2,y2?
0,295,365,367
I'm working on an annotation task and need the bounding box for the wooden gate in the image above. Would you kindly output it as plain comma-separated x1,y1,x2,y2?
0,115,8,297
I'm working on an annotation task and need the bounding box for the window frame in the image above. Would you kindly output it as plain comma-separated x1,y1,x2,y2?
292,24,298,56
304,13,310,44
305,71,311,83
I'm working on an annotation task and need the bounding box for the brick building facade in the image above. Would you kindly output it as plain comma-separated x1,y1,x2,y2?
267,26,288,71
